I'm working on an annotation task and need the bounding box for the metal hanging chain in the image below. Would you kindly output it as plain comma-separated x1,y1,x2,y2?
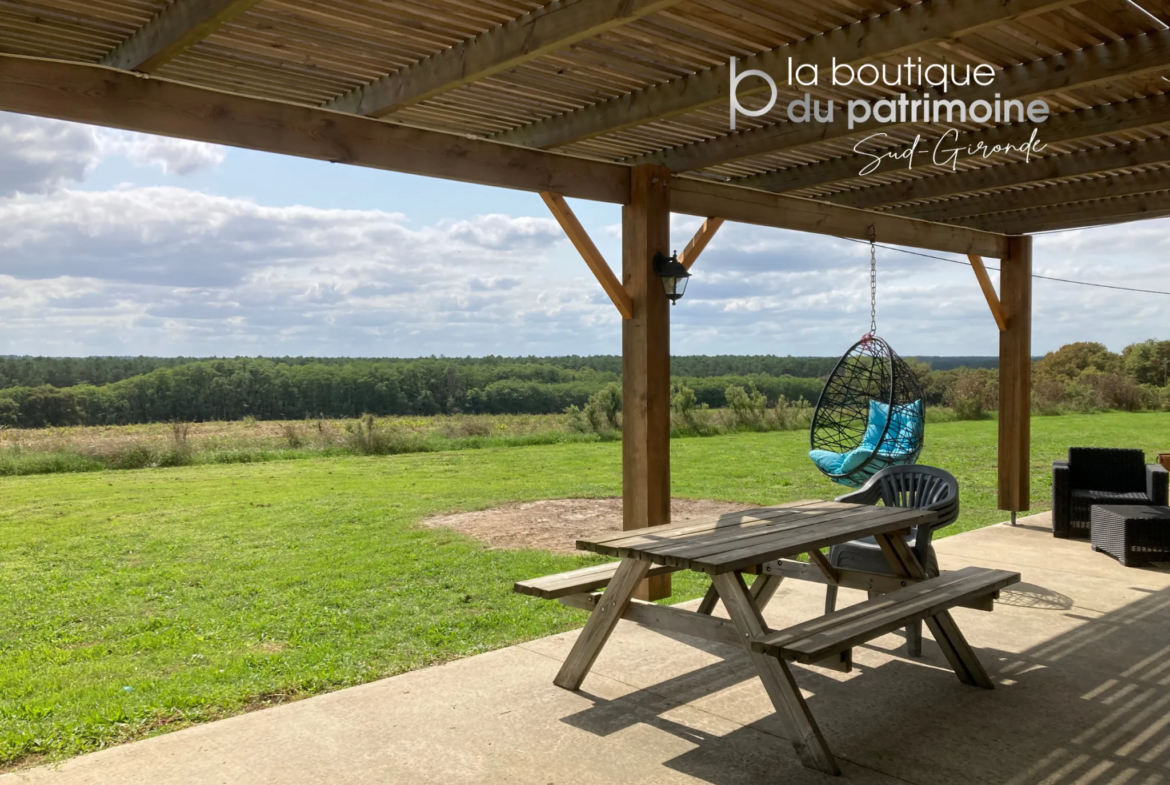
868,225,877,336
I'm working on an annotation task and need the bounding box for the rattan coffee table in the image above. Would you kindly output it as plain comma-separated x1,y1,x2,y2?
1090,505,1170,567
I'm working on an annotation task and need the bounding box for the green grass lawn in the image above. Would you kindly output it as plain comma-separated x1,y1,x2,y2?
1,412,1167,767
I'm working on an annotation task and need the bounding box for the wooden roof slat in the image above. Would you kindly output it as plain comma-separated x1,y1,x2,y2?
322,0,684,118
961,188,1170,232
100,0,264,72
901,166,1170,220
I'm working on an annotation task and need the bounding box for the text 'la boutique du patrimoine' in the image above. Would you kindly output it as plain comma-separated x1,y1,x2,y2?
728,56,1052,173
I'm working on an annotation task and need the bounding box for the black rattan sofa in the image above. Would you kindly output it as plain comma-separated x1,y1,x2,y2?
1052,448,1169,538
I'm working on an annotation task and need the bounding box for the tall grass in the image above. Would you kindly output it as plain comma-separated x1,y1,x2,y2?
0,385,1010,479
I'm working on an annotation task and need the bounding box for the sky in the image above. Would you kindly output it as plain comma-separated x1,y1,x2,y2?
0,110,1166,359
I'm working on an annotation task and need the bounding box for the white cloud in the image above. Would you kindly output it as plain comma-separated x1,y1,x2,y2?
0,112,226,197
0,113,101,196
96,131,225,175
0,185,616,355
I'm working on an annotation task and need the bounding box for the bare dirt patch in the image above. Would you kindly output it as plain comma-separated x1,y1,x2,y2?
422,497,751,554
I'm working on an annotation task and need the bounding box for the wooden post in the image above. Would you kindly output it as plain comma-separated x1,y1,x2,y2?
623,164,672,601
998,236,1032,514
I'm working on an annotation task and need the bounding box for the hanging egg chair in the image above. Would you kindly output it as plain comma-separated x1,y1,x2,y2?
808,335,926,487
807,231,926,488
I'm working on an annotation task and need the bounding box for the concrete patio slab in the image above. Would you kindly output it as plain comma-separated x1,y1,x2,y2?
7,519,1170,785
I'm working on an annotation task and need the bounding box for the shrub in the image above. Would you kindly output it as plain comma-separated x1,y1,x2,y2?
952,397,987,421
1035,341,1123,382
344,414,431,455
1080,371,1145,412
670,383,717,435
725,384,767,428
281,423,305,448
1032,378,1067,415
583,383,622,432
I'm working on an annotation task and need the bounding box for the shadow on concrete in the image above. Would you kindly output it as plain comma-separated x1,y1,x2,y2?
996,582,1074,610
561,583,1170,785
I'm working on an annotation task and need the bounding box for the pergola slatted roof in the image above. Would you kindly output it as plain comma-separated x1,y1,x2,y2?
2,0,1168,237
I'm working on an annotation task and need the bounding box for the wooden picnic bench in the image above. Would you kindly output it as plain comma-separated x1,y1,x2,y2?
514,500,1020,776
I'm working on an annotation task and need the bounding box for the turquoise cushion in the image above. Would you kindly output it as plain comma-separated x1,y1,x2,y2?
810,399,924,478
860,400,889,451
881,399,924,458
809,446,874,476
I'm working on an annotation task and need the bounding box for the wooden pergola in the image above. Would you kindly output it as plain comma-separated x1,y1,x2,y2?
3,0,1164,597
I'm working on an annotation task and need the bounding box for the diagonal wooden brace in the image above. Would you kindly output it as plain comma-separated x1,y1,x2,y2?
967,254,1007,332
541,191,633,319
679,217,724,270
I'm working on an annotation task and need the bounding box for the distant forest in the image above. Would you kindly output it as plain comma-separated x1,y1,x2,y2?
0,353,1000,428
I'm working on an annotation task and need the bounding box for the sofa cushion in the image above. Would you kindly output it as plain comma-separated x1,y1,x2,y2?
1068,448,1147,493
1073,490,1152,504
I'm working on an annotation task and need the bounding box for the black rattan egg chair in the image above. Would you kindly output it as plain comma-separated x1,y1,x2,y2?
808,335,926,488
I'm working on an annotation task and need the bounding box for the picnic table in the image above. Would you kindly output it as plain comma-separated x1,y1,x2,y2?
516,500,1019,775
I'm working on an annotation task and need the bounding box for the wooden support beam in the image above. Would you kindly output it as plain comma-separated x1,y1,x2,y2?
967,255,1007,332
492,0,1074,149
324,0,681,117
540,192,633,319
670,178,1010,259
623,165,673,601
998,237,1032,513
100,0,262,72
740,93,1170,196
962,190,1170,235
847,137,1170,212
636,28,1170,173
559,592,744,648
806,550,839,584
0,55,1011,260
678,217,723,271
0,54,631,205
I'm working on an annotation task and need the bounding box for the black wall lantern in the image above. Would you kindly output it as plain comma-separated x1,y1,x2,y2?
653,250,691,305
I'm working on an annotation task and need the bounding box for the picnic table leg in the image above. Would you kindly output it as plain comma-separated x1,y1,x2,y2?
554,558,650,690
749,572,783,608
696,584,720,615
874,533,995,690
698,572,782,616
712,571,841,776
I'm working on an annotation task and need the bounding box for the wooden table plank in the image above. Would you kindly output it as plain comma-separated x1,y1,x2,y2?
578,501,861,558
580,503,935,577
514,562,679,599
756,568,1016,656
646,507,913,566
695,509,935,574
576,503,937,574
578,499,831,553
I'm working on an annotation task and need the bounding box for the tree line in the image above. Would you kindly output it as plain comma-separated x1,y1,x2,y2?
0,354,848,390
0,357,824,428
0,341,1163,429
